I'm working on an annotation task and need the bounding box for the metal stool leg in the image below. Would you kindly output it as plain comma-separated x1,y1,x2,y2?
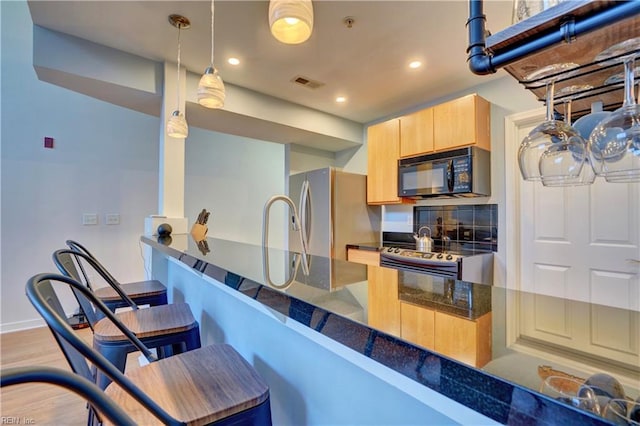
93,341,129,390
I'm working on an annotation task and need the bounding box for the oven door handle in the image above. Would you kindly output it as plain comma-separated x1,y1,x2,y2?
447,160,455,193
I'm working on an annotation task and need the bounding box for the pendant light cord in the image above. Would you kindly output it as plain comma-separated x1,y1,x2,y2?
176,24,182,111
210,0,215,66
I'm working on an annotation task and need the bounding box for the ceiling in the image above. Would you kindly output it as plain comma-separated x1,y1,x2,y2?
28,0,513,124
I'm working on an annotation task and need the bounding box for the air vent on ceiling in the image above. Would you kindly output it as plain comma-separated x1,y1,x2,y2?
291,75,325,89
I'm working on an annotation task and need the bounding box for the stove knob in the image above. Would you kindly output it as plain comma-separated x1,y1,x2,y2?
394,248,401,253
446,254,453,260
437,253,443,259
387,247,394,252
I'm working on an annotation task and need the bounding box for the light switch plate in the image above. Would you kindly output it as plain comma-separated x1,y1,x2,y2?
105,213,120,225
82,213,98,225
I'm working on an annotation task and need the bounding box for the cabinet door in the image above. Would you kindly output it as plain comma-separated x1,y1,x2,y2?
400,302,435,350
400,108,434,158
434,311,491,368
367,266,400,336
367,119,405,205
433,94,491,152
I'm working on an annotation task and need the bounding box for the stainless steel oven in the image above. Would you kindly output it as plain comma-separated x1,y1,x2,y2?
398,147,491,198
380,246,493,285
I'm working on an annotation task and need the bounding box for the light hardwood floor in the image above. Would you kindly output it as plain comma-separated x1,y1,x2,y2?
1,326,139,425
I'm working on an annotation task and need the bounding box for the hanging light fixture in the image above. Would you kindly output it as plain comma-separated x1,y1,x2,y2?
197,0,225,108
166,14,190,139
269,0,314,45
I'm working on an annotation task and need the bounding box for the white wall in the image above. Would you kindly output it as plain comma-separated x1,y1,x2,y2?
0,1,291,330
1,1,159,331
184,128,286,246
288,144,335,175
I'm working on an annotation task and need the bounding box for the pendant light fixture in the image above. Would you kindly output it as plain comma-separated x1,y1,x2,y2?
166,14,190,139
269,0,314,45
197,0,225,108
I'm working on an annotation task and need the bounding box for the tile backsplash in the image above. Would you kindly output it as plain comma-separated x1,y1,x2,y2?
414,204,498,252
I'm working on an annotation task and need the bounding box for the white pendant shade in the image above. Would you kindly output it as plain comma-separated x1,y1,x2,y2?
198,66,226,109
166,15,189,140
167,110,188,138
269,0,313,44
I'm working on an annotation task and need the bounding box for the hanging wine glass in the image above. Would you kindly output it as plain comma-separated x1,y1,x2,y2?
588,38,640,183
540,85,595,186
573,101,613,176
518,63,581,181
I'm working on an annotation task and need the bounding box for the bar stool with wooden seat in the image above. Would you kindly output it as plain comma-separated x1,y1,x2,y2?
52,249,201,389
26,273,272,426
65,239,167,312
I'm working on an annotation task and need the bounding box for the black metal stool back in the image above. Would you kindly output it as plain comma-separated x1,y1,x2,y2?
53,249,139,328
66,240,121,288
1,366,136,426
25,273,180,425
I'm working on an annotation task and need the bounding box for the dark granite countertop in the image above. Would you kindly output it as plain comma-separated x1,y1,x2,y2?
142,234,629,426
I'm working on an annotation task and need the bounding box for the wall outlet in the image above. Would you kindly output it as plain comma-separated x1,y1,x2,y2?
105,213,120,225
82,213,98,225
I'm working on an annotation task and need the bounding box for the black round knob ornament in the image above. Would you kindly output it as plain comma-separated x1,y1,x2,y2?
157,223,172,236
157,235,173,246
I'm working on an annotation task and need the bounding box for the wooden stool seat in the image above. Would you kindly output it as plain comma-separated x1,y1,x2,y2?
104,344,270,426
93,279,166,302
92,302,201,389
93,302,197,342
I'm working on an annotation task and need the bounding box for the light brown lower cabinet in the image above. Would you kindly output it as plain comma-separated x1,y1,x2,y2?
401,301,492,368
363,264,492,368
367,266,400,336
433,311,492,368
400,302,435,349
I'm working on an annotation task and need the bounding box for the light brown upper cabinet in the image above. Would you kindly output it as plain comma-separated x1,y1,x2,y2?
399,107,434,158
367,119,410,205
433,94,491,152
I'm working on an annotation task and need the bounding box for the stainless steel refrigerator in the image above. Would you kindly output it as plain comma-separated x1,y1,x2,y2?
288,167,380,290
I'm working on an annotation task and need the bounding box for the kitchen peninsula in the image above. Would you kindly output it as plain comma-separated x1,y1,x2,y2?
142,235,636,425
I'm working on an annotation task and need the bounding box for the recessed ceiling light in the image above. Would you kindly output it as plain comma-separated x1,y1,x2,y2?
336,96,347,103
409,61,422,69
228,57,240,65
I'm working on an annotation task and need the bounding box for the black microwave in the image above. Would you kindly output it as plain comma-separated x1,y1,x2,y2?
398,147,491,198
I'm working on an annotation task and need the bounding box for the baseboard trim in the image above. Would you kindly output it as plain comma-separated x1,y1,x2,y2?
1,318,46,334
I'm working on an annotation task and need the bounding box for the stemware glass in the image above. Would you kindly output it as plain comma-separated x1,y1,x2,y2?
588,38,640,183
573,101,613,176
540,376,601,414
539,86,595,186
518,63,581,181
603,399,640,426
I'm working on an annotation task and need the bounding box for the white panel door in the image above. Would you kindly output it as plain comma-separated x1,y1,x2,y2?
517,124,640,310
508,110,640,368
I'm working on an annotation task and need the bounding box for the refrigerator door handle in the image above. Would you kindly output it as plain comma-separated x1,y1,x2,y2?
299,179,311,254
